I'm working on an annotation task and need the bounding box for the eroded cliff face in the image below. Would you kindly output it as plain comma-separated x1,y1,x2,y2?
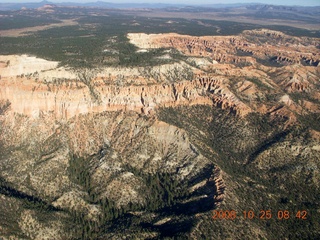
0,56,252,118
128,29,320,66
0,29,320,239
0,108,222,239
1,29,318,123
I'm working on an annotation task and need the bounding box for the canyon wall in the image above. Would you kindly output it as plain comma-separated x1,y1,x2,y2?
0,70,250,119
128,30,320,66
1,30,319,121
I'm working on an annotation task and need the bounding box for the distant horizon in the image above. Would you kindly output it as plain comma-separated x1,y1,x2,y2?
0,0,319,7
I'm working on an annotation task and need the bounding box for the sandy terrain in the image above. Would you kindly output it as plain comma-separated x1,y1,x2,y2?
0,19,78,37
123,10,320,31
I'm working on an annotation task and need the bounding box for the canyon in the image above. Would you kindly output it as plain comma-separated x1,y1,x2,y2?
0,16,319,239
1,30,319,121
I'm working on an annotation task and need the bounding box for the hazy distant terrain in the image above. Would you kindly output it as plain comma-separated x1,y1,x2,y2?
0,3,319,239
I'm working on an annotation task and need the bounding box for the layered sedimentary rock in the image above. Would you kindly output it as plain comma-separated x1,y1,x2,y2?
1,27,320,239
0,56,251,119
269,64,319,93
1,30,319,122
128,33,256,65
0,77,249,119
212,167,225,207
128,30,320,66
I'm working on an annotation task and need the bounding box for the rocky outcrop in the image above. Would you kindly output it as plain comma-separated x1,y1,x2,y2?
128,30,320,66
212,167,225,207
128,33,256,65
269,64,319,93
1,27,320,240
1,29,320,122
0,55,59,77
0,70,251,119
0,106,220,238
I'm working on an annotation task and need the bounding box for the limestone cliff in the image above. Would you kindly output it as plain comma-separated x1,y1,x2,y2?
128,30,320,66
0,56,251,118
1,29,320,239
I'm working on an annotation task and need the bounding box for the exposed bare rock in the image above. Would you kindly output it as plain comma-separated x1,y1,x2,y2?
269,64,319,93
128,33,255,65
37,4,56,12
0,108,214,201
212,167,225,207
0,65,251,118
1,28,320,239
128,31,320,66
52,190,102,221
0,55,59,77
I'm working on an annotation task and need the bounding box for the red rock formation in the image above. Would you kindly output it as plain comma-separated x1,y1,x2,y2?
1,30,319,122
128,31,320,66
0,74,251,119
211,167,225,207
269,65,319,93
